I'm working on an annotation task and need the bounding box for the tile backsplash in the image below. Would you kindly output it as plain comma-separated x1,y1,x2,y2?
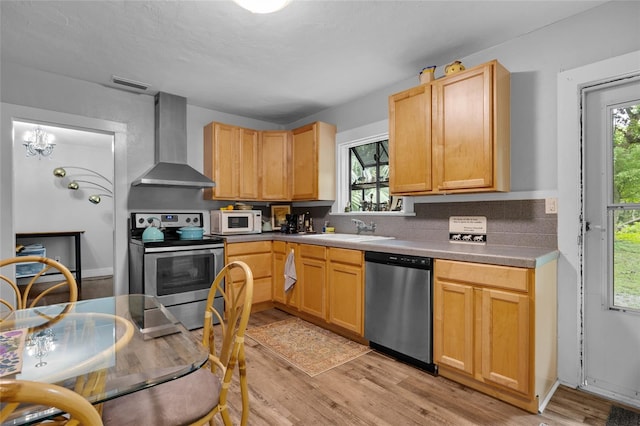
294,199,557,249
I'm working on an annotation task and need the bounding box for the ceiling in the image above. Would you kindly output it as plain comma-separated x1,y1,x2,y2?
1,0,607,125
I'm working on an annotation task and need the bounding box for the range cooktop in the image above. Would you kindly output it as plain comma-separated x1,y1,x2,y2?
129,212,224,247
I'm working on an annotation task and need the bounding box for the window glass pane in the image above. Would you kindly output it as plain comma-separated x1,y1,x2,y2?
612,208,640,310
379,140,389,163
612,104,640,204
380,164,389,182
348,139,390,212
363,166,377,183
353,143,378,166
350,190,362,211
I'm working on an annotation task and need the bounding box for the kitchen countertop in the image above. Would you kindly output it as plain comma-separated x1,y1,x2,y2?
217,232,558,269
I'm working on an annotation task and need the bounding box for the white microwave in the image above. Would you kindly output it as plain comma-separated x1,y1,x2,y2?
210,210,262,235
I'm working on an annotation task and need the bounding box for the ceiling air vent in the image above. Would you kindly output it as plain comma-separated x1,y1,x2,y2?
111,75,150,91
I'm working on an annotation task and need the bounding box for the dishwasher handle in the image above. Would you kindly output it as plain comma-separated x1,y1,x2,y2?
364,251,432,270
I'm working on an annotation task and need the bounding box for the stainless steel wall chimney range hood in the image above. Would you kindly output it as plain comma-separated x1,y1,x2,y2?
131,92,216,188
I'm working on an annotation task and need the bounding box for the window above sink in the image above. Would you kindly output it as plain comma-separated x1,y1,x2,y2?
333,119,415,217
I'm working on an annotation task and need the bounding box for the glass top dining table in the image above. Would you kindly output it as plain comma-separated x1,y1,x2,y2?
0,294,209,425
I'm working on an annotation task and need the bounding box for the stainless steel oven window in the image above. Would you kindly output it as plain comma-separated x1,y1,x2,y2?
145,248,224,298
157,252,213,295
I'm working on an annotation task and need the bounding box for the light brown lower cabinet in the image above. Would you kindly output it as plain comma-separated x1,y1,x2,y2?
433,259,557,413
272,242,364,337
226,241,273,305
327,248,364,335
232,239,556,412
298,244,327,320
272,241,299,308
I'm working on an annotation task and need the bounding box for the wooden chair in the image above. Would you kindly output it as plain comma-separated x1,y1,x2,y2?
0,255,78,311
0,379,104,425
102,260,254,426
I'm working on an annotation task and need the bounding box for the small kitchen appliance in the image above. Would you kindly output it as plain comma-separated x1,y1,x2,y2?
210,209,262,235
283,214,298,234
129,212,224,330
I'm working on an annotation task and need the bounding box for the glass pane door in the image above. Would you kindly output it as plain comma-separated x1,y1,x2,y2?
583,78,640,405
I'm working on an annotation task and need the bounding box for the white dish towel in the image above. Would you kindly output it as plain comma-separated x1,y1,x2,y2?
284,249,297,292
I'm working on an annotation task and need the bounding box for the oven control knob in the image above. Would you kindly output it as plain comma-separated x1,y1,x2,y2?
138,218,145,224
186,218,191,223
193,217,199,224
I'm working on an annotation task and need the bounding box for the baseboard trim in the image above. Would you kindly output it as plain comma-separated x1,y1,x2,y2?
538,379,560,413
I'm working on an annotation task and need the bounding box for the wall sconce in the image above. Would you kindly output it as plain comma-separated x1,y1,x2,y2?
53,166,113,205
233,0,291,13
23,126,55,159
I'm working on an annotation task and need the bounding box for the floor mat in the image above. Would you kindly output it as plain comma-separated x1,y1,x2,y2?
246,317,370,377
607,405,640,426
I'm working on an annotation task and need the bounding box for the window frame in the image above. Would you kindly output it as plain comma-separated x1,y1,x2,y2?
334,130,413,216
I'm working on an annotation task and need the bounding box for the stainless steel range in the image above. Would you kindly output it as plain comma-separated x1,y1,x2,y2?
129,212,224,330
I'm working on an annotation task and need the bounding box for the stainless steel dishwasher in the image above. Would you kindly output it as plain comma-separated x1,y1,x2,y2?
364,251,437,374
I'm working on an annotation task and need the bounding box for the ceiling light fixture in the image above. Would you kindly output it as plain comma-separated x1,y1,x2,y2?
233,0,291,14
23,126,55,159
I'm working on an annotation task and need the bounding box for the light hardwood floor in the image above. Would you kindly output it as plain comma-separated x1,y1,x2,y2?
196,308,627,426
24,275,114,306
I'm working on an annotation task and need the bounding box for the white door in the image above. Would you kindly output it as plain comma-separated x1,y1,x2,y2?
583,77,640,406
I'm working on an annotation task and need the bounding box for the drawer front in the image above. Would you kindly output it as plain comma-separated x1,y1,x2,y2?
228,252,272,279
226,241,272,256
272,240,287,253
435,259,530,292
298,244,327,260
328,247,362,266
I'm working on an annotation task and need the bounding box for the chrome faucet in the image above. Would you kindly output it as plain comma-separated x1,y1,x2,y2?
352,219,376,234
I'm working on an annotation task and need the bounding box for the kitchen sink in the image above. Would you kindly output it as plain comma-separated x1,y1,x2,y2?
296,233,395,243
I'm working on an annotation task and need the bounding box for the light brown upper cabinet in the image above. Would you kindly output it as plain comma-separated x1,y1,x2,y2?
238,127,260,199
291,122,337,201
203,122,234,200
204,121,336,202
389,84,433,193
203,122,259,200
260,130,290,201
389,60,510,196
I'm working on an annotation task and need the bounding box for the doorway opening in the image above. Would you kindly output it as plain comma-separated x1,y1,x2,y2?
581,75,640,407
12,120,115,300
